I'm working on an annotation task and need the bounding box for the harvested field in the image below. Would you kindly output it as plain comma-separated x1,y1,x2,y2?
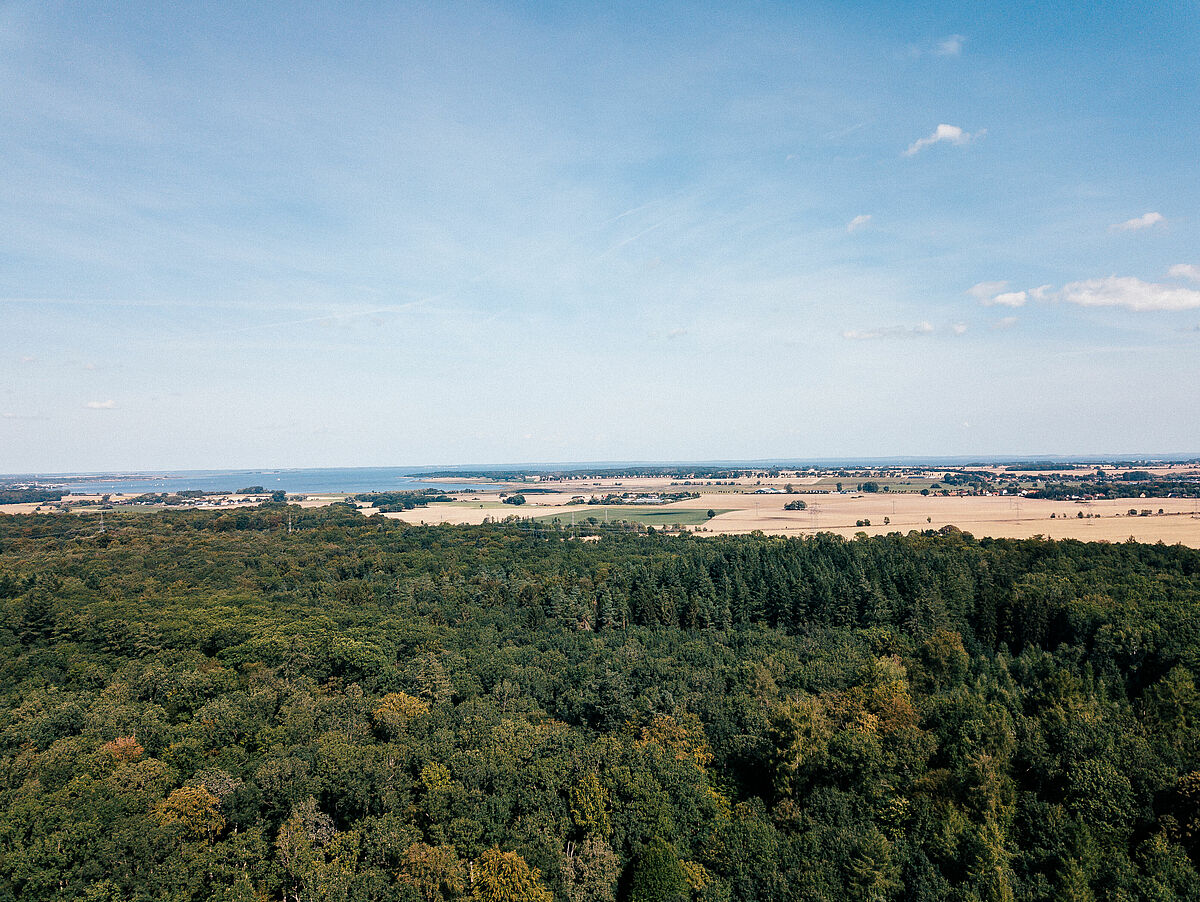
380,490,1200,547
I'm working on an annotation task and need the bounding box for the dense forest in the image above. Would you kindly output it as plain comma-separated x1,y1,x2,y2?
1,508,1199,901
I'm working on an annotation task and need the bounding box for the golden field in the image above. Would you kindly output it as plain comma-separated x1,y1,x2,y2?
377,475,1200,547
6,471,1200,548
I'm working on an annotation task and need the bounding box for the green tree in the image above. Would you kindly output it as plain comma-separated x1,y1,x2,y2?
623,839,688,902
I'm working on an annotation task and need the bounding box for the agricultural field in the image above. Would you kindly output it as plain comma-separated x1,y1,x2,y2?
372,470,1200,547
7,463,1200,546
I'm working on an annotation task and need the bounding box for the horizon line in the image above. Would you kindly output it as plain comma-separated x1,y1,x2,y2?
6,452,1200,481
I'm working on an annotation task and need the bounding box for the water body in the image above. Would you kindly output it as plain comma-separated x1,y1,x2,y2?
9,468,507,495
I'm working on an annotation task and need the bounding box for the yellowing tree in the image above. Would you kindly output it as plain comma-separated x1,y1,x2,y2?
570,772,611,839
373,691,431,734
154,785,224,842
469,848,552,902
398,842,465,902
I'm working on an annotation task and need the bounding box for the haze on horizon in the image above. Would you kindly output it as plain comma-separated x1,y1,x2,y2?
2,1,1198,473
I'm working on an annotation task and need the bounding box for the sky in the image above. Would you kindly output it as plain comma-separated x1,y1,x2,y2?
2,0,1199,472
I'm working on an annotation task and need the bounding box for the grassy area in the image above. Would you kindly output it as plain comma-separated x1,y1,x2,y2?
533,506,731,527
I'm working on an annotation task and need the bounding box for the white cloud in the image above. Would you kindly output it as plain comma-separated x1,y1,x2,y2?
968,281,1030,307
977,273,1200,313
847,214,872,233
85,399,116,409
842,322,935,340
991,316,1018,330
1058,276,1200,311
905,123,983,156
20,355,36,364
989,291,1028,307
1110,212,1163,231
967,281,1008,301
951,323,968,335
935,34,966,56
910,35,966,58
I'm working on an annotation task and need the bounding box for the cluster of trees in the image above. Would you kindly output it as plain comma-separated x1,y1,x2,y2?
938,472,992,490
0,487,63,505
783,501,807,511
1031,479,1200,500
355,491,457,512
1,507,1199,900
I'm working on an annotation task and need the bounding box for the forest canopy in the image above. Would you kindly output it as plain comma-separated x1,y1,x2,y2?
1,507,1199,900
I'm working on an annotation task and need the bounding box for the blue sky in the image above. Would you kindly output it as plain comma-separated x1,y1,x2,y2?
2,1,1198,471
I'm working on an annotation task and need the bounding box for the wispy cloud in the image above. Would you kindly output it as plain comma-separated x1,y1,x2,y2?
969,282,1048,307
821,120,869,141
1059,276,1200,311
991,316,1018,330
595,217,675,260
846,214,871,233
1168,264,1200,283
85,400,116,409
935,34,966,56
967,281,1008,301
951,323,968,335
904,123,983,156
908,34,966,58
842,321,934,340
1110,212,1163,231
989,291,1028,307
